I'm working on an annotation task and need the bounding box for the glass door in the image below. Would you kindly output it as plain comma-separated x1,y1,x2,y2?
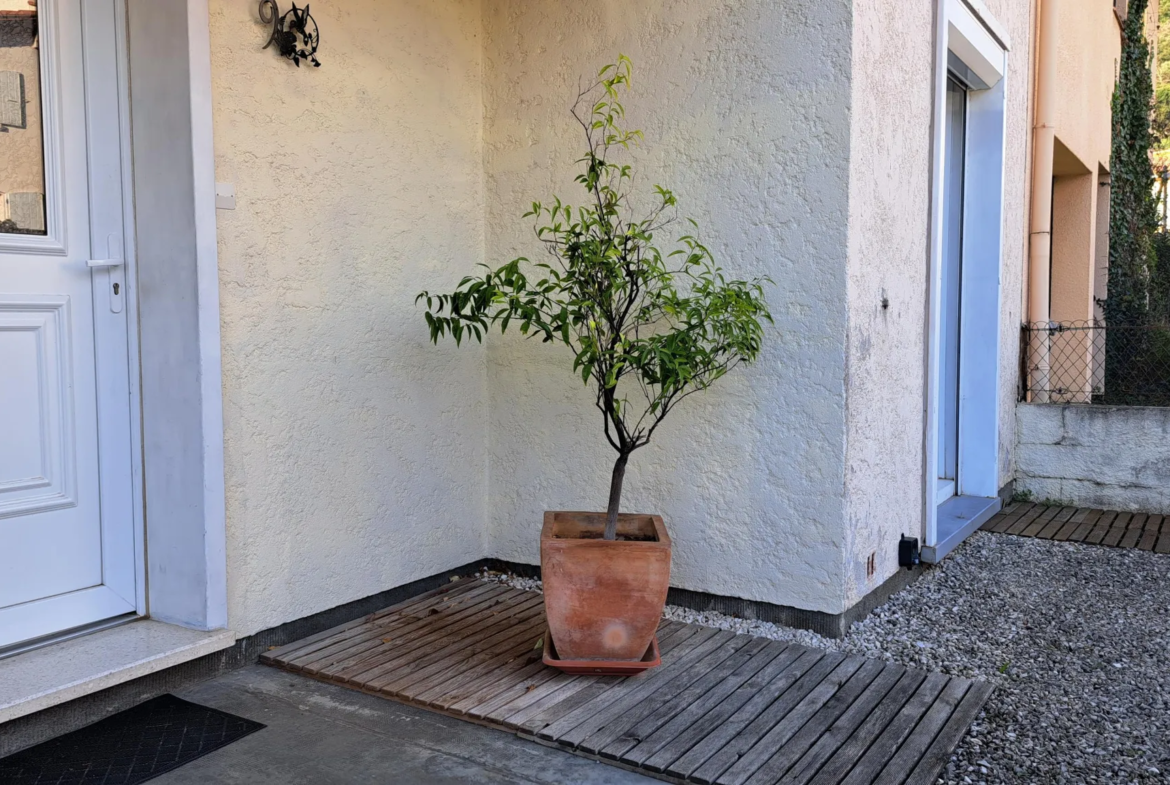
937,75,966,505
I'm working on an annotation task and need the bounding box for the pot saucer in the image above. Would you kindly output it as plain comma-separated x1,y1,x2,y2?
541,628,661,675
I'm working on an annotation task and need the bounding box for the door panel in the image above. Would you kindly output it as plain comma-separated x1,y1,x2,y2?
0,0,137,650
937,76,967,498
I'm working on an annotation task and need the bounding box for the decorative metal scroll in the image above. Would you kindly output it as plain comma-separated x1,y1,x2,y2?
259,1,321,68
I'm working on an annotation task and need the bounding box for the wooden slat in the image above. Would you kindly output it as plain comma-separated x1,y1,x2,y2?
831,672,950,785
578,636,773,756
370,597,547,693
1138,514,1164,552
776,665,912,785
648,646,815,776
510,624,705,733
869,678,972,785
259,579,484,665
1119,513,1148,549
297,584,513,675
739,660,890,785
1035,506,1077,539
982,502,1026,532
665,649,828,780
328,590,542,685
1157,518,1170,554
1052,508,1092,541
1020,505,1062,538
264,580,990,785
996,501,1037,532
537,629,736,743
805,669,929,785
1084,510,1118,545
715,657,872,785
1065,508,1103,543
689,652,850,784
1102,512,1134,547
901,681,994,785
614,640,792,765
411,616,547,706
465,621,683,720
1003,503,1046,535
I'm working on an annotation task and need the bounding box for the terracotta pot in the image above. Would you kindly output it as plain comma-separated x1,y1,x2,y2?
540,511,671,662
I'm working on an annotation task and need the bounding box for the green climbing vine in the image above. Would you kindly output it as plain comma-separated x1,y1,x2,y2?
1107,0,1157,331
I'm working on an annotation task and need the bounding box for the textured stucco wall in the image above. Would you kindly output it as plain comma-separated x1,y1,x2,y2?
1016,404,1170,514
208,0,489,636
1051,0,1119,175
482,0,855,614
842,0,1034,606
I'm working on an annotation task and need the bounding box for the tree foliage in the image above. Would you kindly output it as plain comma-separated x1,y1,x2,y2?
1107,0,1158,330
417,56,772,539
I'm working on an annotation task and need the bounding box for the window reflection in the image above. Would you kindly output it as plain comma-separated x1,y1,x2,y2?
0,0,46,236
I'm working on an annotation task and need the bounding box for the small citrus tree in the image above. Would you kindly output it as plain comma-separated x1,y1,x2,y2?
418,57,772,540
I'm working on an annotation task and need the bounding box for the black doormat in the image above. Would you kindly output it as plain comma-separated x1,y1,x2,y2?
0,694,265,785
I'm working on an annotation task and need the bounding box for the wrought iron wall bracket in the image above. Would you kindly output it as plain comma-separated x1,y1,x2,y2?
259,0,321,68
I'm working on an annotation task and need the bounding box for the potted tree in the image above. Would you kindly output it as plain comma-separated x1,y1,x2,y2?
418,57,771,672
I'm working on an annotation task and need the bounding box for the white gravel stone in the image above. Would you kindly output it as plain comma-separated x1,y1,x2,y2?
476,532,1170,784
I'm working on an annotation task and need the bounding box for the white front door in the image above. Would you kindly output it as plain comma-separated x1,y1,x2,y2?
0,0,139,651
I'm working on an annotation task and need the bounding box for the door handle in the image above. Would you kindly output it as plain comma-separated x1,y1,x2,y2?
89,234,125,313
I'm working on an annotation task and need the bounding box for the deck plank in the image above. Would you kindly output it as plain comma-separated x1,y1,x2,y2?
985,503,1170,554
1036,506,1077,539
582,637,775,756
1052,508,1091,541
263,580,990,785
614,640,792,765
333,591,543,686
739,659,889,785
650,646,816,777
1138,515,1164,552
777,665,915,785
690,652,850,784
1085,510,1118,545
832,672,950,785
1003,504,1046,535
259,580,485,666
1065,508,1103,543
1102,511,1133,547
902,681,994,785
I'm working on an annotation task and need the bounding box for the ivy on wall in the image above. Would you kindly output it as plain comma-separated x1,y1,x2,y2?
1107,0,1157,330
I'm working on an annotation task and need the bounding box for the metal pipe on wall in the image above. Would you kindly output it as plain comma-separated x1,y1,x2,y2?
1027,0,1058,401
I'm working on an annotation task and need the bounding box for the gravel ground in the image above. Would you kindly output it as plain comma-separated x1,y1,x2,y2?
479,531,1170,784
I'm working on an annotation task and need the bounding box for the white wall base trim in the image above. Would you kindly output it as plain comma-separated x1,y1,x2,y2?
0,620,234,724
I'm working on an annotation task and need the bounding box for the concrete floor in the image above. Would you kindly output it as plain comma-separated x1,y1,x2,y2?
156,665,657,785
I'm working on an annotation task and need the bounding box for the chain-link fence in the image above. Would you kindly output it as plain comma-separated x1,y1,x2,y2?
1020,321,1170,407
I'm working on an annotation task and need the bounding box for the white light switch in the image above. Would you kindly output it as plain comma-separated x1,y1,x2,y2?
215,182,236,210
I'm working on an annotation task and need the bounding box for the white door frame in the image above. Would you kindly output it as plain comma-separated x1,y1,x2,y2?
122,0,228,631
923,0,1008,559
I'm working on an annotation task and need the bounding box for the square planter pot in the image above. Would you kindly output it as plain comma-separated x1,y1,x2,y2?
540,511,671,664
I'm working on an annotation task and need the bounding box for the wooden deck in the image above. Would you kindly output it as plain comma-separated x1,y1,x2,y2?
261,580,991,785
982,502,1170,552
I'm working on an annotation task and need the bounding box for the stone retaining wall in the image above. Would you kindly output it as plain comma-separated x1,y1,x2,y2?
1015,403,1170,513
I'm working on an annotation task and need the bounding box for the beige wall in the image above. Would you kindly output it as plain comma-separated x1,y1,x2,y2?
482,0,855,615
207,0,489,636
1032,0,1121,330
203,0,1042,630
1051,1,1120,175
843,0,1034,606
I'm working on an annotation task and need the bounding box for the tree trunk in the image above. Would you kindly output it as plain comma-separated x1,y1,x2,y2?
603,452,629,540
